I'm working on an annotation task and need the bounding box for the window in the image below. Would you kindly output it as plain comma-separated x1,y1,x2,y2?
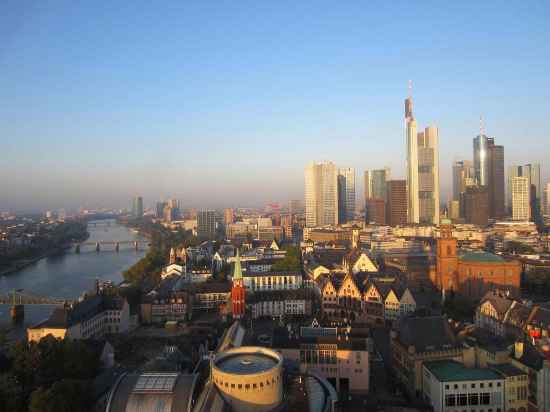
480,382,484,388
472,383,476,388
468,393,479,405
445,384,449,390
245,384,250,390
458,394,468,406
445,394,456,407
454,384,459,390
480,393,490,405
489,382,492,388
238,384,242,389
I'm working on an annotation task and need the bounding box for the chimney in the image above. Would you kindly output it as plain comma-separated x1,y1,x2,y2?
514,341,524,359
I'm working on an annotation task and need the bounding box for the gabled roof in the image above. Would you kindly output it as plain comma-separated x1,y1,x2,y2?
480,291,514,318
527,306,550,329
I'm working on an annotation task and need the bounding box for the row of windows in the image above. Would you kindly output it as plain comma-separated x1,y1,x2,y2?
445,382,502,390
215,375,280,390
300,350,338,364
445,393,497,407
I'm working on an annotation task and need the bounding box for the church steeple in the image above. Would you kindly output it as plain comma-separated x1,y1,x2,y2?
233,249,242,281
231,248,245,319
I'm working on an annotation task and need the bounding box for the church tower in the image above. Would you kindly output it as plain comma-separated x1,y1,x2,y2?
231,249,246,319
436,218,458,292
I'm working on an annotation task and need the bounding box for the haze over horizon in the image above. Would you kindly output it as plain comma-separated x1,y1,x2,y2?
1,1,549,213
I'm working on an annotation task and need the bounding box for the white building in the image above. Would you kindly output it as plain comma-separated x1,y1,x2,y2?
512,176,531,221
305,161,339,227
241,271,303,292
422,360,504,412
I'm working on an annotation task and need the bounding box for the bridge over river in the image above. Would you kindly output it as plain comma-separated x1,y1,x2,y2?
75,240,150,253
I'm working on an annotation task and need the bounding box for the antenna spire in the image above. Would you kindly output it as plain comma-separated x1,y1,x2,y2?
408,80,413,98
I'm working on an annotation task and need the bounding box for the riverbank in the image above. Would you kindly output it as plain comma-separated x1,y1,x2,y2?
0,222,90,277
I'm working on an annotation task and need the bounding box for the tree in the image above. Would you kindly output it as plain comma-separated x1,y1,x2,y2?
271,245,301,271
29,380,92,412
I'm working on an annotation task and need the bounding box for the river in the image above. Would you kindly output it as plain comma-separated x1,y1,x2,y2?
0,219,148,337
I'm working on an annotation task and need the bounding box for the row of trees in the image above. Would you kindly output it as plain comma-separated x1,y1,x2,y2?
0,336,100,412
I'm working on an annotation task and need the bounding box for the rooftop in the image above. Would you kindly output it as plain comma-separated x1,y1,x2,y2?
424,360,502,382
460,251,504,263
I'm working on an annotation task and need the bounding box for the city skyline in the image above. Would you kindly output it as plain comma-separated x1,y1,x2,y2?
1,2,550,212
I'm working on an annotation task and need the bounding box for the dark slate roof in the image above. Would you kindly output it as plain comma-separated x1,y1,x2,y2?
515,341,544,370
184,281,231,294
30,293,124,329
396,316,458,352
505,301,532,328
272,326,367,351
248,289,311,303
312,250,347,269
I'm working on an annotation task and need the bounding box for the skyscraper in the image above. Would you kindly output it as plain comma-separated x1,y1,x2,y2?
132,196,143,218
337,167,356,223
364,168,391,201
386,180,407,227
364,168,390,224
463,186,489,226
508,164,541,219
418,126,440,225
473,134,490,186
405,94,419,224
405,88,439,225
511,177,531,221
305,162,339,227
452,160,475,202
197,209,217,239
473,132,504,218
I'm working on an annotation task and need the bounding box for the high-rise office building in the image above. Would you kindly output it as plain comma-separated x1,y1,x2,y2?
386,180,407,227
452,160,475,202
405,95,419,224
197,209,217,239
544,183,550,216
511,177,531,221
463,186,489,226
365,198,386,225
473,133,504,218
304,162,339,227
508,163,541,219
417,126,440,225
132,196,143,218
405,89,439,225
364,168,390,224
337,167,355,223
364,168,391,201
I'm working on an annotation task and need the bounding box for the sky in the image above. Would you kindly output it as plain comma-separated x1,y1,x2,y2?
1,1,549,213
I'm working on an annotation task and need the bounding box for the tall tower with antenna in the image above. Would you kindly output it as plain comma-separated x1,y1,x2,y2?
405,81,419,224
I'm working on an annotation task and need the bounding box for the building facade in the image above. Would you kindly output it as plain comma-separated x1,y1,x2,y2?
197,209,217,239
337,167,356,223
386,180,408,227
305,162,339,227
418,126,440,225
512,176,531,221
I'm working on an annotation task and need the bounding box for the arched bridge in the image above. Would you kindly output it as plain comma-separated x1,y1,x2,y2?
74,240,150,253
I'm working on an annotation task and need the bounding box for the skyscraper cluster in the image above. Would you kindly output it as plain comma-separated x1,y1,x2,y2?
304,89,546,229
305,162,355,227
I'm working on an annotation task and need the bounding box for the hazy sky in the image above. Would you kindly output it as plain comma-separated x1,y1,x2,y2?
1,1,549,212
